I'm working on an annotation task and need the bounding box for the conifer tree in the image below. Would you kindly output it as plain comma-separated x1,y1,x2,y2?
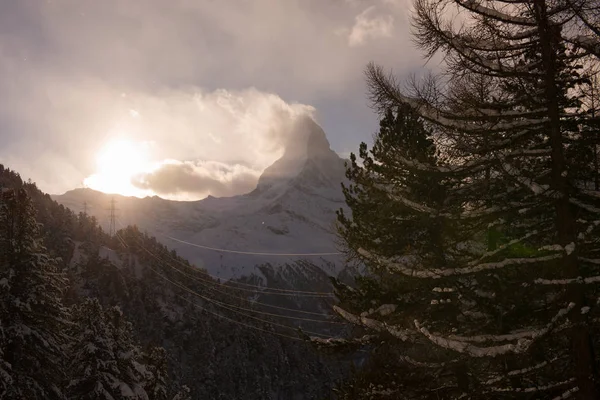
334,1,600,398
105,306,148,399
142,346,169,400
334,104,469,399
67,299,149,400
0,199,12,398
171,385,191,400
67,298,122,400
0,188,70,399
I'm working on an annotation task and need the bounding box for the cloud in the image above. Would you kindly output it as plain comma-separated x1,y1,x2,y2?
76,84,316,199
116,87,314,169
0,0,423,197
132,160,261,199
0,65,314,196
348,6,394,47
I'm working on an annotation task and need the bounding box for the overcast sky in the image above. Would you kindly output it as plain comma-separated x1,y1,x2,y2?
0,0,431,199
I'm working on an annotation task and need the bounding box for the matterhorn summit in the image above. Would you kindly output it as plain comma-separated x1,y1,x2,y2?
256,115,346,192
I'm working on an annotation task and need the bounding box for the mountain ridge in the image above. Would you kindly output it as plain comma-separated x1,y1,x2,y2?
53,117,350,285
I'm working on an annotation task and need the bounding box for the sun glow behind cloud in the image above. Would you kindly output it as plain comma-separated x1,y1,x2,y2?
84,139,155,197
75,87,316,200
0,0,423,197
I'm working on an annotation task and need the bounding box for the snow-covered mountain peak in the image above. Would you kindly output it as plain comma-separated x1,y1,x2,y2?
282,115,333,160
53,118,350,282
256,116,343,192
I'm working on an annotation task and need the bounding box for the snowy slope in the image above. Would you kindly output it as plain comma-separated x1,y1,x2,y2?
54,116,349,283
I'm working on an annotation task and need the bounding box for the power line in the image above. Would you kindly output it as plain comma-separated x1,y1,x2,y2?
116,218,338,298
175,293,308,342
166,235,342,257
119,228,323,340
161,250,337,296
115,229,129,249
150,243,334,297
200,269,336,296
125,235,331,338
169,261,335,298
108,198,117,237
119,226,340,318
152,250,338,316
123,231,344,324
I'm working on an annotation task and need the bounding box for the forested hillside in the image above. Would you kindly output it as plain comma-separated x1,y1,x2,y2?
0,164,345,399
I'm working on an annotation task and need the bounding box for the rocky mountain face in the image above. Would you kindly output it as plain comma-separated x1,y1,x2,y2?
54,117,352,301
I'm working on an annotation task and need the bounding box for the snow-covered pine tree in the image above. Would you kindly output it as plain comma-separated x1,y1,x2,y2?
0,191,13,397
67,298,150,400
333,104,472,398
171,385,191,400
0,188,70,399
142,346,169,400
67,298,122,400
335,0,600,398
105,306,148,399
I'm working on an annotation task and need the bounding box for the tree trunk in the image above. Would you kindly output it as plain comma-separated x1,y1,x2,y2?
534,1,599,398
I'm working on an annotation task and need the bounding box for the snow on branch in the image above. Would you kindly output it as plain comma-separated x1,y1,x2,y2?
333,305,361,325
460,35,532,52
469,129,533,154
535,274,600,285
388,193,439,214
457,205,501,219
502,27,538,41
501,162,550,195
448,329,541,344
583,190,600,199
309,334,376,348
333,305,414,342
581,257,600,265
389,153,453,173
489,378,575,394
414,303,575,357
538,242,575,255
372,304,397,317
432,287,455,293
565,242,575,255
569,35,600,58
360,315,388,332
332,305,428,346
551,387,579,400
576,218,600,241
414,320,531,357
446,31,543,76
485,358,560,385
391,148,550,176
366,63,546,132
385,324,414,342
457,1,536,26
500,148,551,157
359,247,562,279
398,355,449,368
539,244,564,252
569,198,600,214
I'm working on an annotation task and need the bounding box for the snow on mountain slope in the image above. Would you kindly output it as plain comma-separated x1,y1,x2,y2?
54,116,349,282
